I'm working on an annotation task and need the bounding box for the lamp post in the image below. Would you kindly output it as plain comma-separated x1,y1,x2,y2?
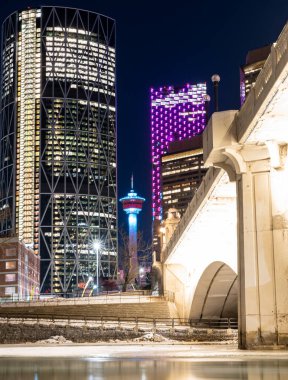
203,94,211,125
93,240,102,294
211,74,220,112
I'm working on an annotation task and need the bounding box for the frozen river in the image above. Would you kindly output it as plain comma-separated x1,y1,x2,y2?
1,343,288,379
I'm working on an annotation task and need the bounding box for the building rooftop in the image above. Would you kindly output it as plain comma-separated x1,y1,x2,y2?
245,45,271,66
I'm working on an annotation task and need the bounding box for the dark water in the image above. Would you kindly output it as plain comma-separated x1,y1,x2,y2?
1,358,288,380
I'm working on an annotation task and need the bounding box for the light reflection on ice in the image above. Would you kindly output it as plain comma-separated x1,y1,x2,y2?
1,358,288,379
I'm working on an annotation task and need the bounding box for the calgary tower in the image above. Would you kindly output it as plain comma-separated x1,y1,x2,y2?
120,176,145,281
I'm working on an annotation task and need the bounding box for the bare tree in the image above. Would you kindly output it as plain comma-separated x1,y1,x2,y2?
118,228,151,292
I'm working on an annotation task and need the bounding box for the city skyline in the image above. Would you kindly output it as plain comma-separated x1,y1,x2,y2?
1,0,288,242
1,0,288,358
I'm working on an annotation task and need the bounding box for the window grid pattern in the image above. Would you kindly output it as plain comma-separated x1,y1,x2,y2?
162,149,207,217
16,9,41,249
0,12,18,236
0,7,117,295
150,84,207,220
39,7,117,294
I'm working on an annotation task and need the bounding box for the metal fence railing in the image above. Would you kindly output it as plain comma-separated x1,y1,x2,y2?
0,312,238,331
0,292,162,305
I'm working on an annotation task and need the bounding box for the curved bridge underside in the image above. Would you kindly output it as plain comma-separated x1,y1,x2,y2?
190,262,237,320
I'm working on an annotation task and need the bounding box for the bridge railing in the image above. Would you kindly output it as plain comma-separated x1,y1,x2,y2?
0,291,167,306
162,22,288,265
237,22,288,143
275,24,288,64
164,290,175,302
0,312,238,331
253,52,273,101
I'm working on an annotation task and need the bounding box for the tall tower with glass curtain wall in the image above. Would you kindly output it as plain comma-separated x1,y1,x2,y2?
0,7,117,294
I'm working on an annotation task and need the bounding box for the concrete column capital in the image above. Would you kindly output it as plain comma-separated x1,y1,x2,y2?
266,141,288,169
212,144,271,180
222,147,247,175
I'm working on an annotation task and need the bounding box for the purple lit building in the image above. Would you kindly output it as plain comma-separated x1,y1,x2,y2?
151,83,207,222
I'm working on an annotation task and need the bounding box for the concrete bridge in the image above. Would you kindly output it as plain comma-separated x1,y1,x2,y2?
159,22,288,349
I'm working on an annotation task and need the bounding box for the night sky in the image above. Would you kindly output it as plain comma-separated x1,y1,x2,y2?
1,0,288,241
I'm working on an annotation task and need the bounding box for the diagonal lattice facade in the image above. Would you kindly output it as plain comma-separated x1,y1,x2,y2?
0,12,18,237
0,7,117,295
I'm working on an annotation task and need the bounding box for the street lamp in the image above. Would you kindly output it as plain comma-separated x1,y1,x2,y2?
92,240,102,294
203,94,211,125
211,74,220,112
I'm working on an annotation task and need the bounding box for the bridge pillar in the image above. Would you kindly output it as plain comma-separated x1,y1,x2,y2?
204,109,288,348
224,144,288,348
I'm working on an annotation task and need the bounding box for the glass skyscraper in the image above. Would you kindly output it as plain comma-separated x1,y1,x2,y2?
150,83,207,221
0,7,117,294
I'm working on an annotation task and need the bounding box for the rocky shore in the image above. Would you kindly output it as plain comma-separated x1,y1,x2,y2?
0,320,237,344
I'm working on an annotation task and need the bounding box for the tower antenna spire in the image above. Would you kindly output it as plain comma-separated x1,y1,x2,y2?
131,173,134,190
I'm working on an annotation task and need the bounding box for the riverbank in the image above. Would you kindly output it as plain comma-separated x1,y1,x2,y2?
0,319,237,344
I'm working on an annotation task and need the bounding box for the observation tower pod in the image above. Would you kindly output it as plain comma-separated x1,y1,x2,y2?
120,176,145,283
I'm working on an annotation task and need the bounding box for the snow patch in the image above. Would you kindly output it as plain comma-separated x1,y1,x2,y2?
133,333,171,342
35,335,73,344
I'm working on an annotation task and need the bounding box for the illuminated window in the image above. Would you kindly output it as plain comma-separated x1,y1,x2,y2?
5,249,16,257
5,287,15,295
1,7,117,294
5,274,16,282
5,261,16,270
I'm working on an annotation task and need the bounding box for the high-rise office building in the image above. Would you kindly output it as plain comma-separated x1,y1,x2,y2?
0,7,117,294
240,45,271,105
0,238,40,299
151,83,207,221
161,136,207,218
150,83,207,258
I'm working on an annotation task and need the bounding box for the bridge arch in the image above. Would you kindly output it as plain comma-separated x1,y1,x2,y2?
190,261,237,320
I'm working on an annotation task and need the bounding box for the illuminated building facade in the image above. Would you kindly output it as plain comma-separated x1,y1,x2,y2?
0,238,40,299
120,178,145,281
151,83,207,221
150,83,207,258
0,7,117,294
161,136,207,218
240,45,271,105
